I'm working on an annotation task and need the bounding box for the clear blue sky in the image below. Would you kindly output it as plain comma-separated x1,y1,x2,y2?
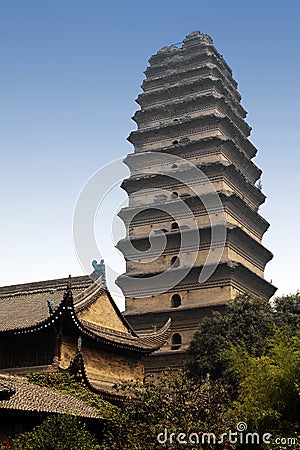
1,0,299,308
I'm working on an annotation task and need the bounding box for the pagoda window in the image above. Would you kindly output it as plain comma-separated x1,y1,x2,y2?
173,140,179,145
171,222,179,230
171,256,180,268
171,333,182,350
171,294,181,308
171,191,179,199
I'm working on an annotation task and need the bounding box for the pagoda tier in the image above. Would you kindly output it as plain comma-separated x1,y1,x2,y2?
119,191,269,244
133,94,251,137
117,225,273,278
142,61,238,95
129,113,257,158
122,162,265,211
124,137,261,184
117,263,276,307
117,31,276,371
135,80,245,121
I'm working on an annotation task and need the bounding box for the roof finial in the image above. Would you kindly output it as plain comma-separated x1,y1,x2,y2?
91,259,106,284
67,274,72,290
47,299,55,315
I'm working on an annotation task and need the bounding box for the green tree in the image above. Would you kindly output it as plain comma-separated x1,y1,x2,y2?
273,292,300,335
101,370,228,450
223,331,300,446
8,415,101,450
187,294,275,382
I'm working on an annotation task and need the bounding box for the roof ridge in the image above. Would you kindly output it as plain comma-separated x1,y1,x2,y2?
79,318,138,340
0,277,91,296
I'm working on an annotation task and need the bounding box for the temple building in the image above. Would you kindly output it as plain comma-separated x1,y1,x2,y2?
117,31,276,372
0,273,171,401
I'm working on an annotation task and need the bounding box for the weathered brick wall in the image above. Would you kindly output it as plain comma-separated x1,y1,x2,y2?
77,291,128,333
60,335,144,387
83,346,144,387
125,284,233,313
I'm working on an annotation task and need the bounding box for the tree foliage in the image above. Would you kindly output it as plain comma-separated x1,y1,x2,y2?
187,294,276,382
7,415,101,450
273,292,300,334
222,331,300,447
100,370,228,450
186,292,300,447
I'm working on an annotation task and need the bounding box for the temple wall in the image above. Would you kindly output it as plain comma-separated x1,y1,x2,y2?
83,346,144,387
60,334,144,387
155,327,195,354
59,335,77,370
77,291,128,333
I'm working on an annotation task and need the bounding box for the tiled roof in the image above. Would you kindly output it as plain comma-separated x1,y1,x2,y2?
0,374,101,419
78,316,172,352
73,285,172,352
0,276,172,353
0,276,92,332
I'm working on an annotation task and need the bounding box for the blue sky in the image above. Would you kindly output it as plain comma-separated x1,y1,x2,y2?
0,0,299,308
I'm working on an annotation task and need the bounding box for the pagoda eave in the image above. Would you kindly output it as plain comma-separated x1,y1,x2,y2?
124,138,261,183
117,262,276,300
117,224,273,266
122,162,265,210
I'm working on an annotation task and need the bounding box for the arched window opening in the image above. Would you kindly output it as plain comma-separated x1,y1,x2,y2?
171,294,181,308
171,333,182,350
172,191,179,199
171,222,179,230
171,163,177,169
171,256,180,268
173,140,179,145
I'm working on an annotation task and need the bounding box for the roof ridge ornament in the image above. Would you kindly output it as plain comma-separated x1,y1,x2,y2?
67,274,72,290
91,259,106,284
47,299,55,315
63,276,73,306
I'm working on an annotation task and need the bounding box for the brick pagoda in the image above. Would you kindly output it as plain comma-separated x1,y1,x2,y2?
117,31,276,372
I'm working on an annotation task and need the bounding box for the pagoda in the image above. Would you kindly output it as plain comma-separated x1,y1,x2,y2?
117,31,276,372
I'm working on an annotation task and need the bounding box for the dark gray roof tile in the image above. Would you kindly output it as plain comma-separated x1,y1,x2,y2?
0,277,92,332
0,374,102,419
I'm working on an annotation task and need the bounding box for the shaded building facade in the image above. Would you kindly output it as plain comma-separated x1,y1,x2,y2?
0,275,171,398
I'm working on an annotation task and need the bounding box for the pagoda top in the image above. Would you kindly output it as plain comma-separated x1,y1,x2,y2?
183,30,213,46
155,31,213,56
148,31,232,77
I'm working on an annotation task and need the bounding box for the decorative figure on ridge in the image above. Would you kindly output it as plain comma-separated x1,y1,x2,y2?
91,259,106,283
